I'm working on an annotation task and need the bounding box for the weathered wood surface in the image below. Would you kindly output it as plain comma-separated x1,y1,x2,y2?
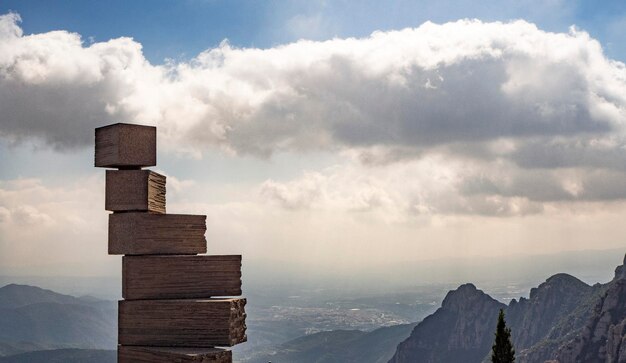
118,346,232,363
105,170,166,213
118,298,247,347
123,255,242,300
95,123,156,168
109,213,206,255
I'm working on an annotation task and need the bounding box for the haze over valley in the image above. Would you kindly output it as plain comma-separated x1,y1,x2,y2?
1,0,626,361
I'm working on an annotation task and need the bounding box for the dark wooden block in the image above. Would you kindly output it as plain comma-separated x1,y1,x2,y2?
109,213,206,255
106,170,166,213
118,346,232,363
95,123,156,168
119,298,247,347
123,255,242,300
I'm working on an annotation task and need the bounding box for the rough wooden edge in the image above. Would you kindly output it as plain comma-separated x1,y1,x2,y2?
122,255,242,299
118,298,247,347
108,212,207,255
95,123,156,168
118,346,232,363
105,170,166,213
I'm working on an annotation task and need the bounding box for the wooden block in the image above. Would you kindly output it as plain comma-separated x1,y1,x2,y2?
109,213,206,255
106,170,166,213
119,298,247,347
118,346,232,363
123,255,242,300
95,123,156,168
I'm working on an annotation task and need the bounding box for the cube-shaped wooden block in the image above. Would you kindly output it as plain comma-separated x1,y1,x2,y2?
109,212,206,255
119,298,247,347
118,346,232,363
106,170,166,213
123,255,242,300
95,123,156,168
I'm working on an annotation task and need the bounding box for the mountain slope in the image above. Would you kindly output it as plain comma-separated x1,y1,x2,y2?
508,274,603,363
389,284,505,363
0,284,87,309
554,260,626,362
0,284,117,356
507,274,593,349
245,323,417,363
0,349,116,363
344,323,418,363
390,255,626,363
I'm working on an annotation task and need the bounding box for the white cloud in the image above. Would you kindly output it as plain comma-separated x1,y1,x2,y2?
2,13,626,219
1,14,624,157
0,206,10,222
259,155,547,218
10,205,54,226
0,176,113,275
2,12,626,276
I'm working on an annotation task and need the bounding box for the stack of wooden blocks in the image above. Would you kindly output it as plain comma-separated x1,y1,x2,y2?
95,123,247,363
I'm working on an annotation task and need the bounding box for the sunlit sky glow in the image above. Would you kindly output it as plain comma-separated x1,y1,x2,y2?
0,0,625,279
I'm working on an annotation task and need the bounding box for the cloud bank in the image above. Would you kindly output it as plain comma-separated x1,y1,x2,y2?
1,13,624,154
2,12,626,217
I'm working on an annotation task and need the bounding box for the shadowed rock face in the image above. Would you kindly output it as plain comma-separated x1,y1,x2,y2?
615,255,626,281
390,255,626,363
0,284,117,351
555,255,626,363
389,284,505,363
510,274,600,363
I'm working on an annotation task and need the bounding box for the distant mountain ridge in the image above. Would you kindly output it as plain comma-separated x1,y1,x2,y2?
242,323,417,363
0,349,116,363
0,284,87,309
0,284,116,357
390,255,626,363
1,255,624,363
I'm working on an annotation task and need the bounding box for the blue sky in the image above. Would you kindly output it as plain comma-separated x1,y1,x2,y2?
2,0,625,63
1,1,626,277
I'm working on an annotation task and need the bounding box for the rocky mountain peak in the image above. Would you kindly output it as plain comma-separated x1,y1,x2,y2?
506,272,594,357
528,273,590,300
390,254,626,363
390,283,505,363
555,278,626,362
614,254,626,280
441,283,500,313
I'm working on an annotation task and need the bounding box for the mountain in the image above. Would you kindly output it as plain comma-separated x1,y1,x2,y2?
0,349,116,363
243,323,417,363
389,284,505,363
0,284,87,309
390,255,626,363
0,284,116,356
554,261,626,362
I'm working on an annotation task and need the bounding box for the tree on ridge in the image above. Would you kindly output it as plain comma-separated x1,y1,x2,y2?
491,309,515,363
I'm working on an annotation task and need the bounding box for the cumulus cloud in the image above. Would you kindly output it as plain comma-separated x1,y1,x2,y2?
0,176,112,274
1,13,624,157
3,12,626,215
260,156,547,218
0,177,103,228
260,150,626,217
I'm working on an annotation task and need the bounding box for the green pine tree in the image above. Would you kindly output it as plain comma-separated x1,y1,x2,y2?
491,309,515,363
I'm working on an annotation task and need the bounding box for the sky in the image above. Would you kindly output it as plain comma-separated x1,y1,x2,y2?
0,0,625,281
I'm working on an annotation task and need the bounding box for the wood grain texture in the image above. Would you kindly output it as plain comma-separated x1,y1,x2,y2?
123,255,242,300
95,123,156,168
118,346,232,363
105,170,166,213
109,212,206,255
118,298,247,347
